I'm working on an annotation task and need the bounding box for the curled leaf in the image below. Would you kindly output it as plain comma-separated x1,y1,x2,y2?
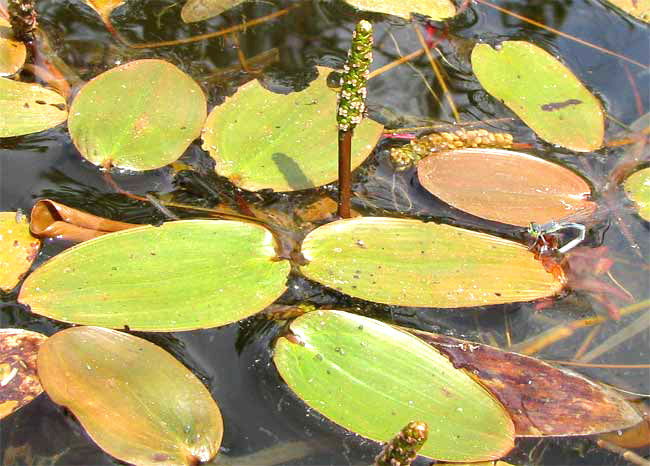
30,199,138,242
37,326,223,465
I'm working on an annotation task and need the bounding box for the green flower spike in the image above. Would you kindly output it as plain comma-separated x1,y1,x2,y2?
337,20,373,132
374,420,428,466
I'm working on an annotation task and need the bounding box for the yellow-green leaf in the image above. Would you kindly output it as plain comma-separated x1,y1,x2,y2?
19,220,290,331
471,41,604,152
343,0,455,20
0,212,40,292
68,59,207,171
0,18,26,77
202,66,383,192
604,0,650,23
624,167,650,221
300,217,562,307
274,310,515,462
0,78,67,137
38,326,223,465
181,0,246,23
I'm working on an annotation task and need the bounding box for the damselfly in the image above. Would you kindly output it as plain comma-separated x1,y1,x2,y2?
526,199,632,255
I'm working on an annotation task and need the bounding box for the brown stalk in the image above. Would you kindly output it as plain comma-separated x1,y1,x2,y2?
337,130,353,218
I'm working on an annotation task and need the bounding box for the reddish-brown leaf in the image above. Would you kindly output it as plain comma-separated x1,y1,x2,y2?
408,329,642,437
417,149,596,227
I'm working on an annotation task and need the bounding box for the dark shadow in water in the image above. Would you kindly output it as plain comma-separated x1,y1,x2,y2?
271,152,315,190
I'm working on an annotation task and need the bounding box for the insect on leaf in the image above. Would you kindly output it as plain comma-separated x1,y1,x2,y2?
300,217,563,308
417,148,597,227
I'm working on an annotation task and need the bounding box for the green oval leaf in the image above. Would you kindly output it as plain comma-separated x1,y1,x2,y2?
38,326,223,465
343,0,456,20
471,41,604,152
300,217,562,307
68,59,207,171
0,328,47,419
0,212,41,292
273,310,515,462
417,149,596,227
19,220,290,331
202,66,383,191
0,78,67,137
624,167,650,221
0,18,26,77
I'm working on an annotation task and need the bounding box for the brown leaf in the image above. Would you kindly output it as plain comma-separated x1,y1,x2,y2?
417,149,597,227
0,329,47,419
407,329,642,437
30,199,138,242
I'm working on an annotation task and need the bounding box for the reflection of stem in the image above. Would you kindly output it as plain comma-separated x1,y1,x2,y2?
337,130,352,218
476,0,647,69
413,24,459,123
123,7,297,49
511,298,650,355
367,49,424,80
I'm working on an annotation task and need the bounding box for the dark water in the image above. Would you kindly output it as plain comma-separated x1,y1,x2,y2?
1,0,649,464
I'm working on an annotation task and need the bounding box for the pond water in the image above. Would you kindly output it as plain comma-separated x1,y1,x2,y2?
1,0,649,464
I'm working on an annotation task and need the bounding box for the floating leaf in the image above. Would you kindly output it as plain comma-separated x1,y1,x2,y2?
0,77,67,137
471,41,604,152
300,217,562,307
202,66,383,192
604,0,650,23
417,149,597,227
68,59,206,171
0,328,47,419
30,199,138,242
38,326,223,465
624,167,650,221
274,310,515,462
408,330,642,437
0,212,40,292
0,17,26,76
343,0,455,20
83,0,124,24
181,0,245,23
19,220,290,331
